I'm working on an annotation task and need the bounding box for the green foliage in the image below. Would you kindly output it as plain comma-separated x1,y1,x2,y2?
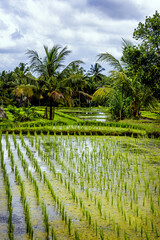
98,48,158,119
109,90,131,120
7,105,43,122
86,63,106,94
91,87,111,106
26,45,84,118
122,11,160,99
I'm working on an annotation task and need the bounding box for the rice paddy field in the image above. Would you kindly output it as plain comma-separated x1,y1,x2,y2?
0,131,160,239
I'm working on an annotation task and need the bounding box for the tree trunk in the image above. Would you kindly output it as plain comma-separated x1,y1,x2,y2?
52,107,55,120
50,105,53,120
119,110,122,120
79,91,81,106
45,107,48,119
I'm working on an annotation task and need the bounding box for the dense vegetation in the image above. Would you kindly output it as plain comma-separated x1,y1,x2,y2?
0,11,159,122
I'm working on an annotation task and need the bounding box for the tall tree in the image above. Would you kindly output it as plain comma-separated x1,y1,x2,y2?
0,70,17,106
97,52,157,119
86,63,105,94
12,62,37,106
60,62,88,106
26,45,82,119
14,62,30,85
121,11,160,99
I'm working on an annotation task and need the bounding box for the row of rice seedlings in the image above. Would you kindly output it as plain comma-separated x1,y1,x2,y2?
14,165,34,239
43,137,130,236
3,133,94,238
43,172,74,235
23,133,159,238
97,139,156,219
44,138,118,220
38,138,102,224
18,134,75,238
9,133,41,208
12,133,59,239
39,138,121,238
41,202,49,237
22,142,43,180
24,134,103,238
35,134,159,215
52,135,160,238
16,143,40,204
39,136,126,237
0,147,14,240
49,137,106,192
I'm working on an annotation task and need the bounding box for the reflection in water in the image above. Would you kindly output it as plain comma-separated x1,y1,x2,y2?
59,108,111,122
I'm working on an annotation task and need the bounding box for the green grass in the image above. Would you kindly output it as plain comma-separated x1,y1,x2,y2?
141,110,159,120
0,106,160,138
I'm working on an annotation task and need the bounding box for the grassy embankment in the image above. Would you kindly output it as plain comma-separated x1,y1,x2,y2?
0,106,159,138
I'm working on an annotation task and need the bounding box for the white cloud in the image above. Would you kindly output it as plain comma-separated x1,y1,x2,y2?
0,0,160,73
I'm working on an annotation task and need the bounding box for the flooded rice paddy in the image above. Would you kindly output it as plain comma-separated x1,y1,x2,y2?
59,108,111,122
0,132,160,239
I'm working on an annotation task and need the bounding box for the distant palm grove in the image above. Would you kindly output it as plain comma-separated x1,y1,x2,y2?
0,11,160,120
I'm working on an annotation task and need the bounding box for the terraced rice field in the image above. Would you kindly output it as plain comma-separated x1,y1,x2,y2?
0,132,160,239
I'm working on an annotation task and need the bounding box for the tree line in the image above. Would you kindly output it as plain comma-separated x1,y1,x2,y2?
0,11,159,120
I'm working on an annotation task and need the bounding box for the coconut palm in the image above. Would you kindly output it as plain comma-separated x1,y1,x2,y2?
86,63,105,94
26,45,82,119
88,63,105,83
97,52,157,119
0,70,18,106
97,53,130,119
59,62,89,106
14,62,35,86
13,84,35,107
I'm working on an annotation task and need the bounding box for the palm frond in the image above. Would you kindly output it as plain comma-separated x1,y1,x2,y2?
50,91,64,102
66,60,84,68
121,38,133,49
26,49,44,75
59,60,84,79
97,53,123,72
55,46,71,69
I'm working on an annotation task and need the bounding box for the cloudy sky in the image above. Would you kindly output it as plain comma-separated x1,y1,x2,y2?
0,0,160,74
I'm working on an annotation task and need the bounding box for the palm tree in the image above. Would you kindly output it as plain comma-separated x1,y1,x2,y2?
0,70,18,106
60,62,88,106
97,52,157,119
26,45,82,119
12,63,38,106
97,53,131,119
13,85,35,107
14,62,35,85
88,63,105,83
86,63,105,94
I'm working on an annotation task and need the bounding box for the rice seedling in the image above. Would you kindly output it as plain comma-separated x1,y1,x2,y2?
100,228,104,240
155,226,159,237
1,132,159,239
64,211,67,224
74,229,80,240
116,223,120,237
98,200,102,216
51,227,57,240
89,213,92,225
68,218,71,235
2,159,14,240
41,202,49,236
145,230,149,240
